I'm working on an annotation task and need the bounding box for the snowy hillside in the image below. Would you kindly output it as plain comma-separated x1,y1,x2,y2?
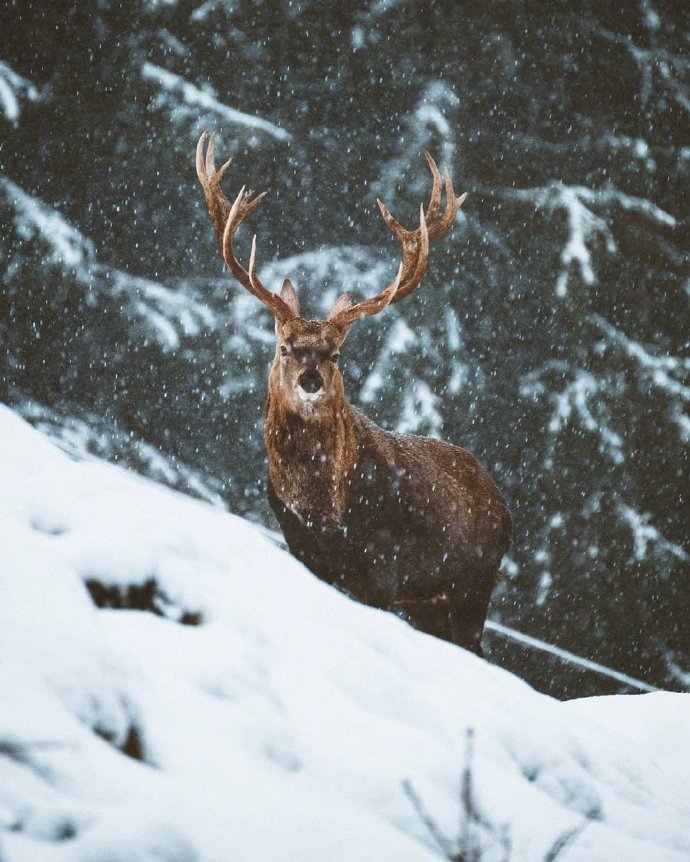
1,404,689,862
3,2,688,696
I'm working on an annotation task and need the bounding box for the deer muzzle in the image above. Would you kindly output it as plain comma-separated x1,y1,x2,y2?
298,370,324,395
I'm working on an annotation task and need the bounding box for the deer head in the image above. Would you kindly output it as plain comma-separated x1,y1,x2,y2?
196,132,466,420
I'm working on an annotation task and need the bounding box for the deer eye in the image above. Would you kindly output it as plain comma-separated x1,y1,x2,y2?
330,352,340,363
280,345,289,356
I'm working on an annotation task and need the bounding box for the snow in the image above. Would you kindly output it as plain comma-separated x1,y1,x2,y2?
617,504,689,564
0,61,39,126
1,403,690,861
502,183,675,298
142,62,291,142
521,363,625,466
2,178,94,268
592,314,690,404
671,406,690,443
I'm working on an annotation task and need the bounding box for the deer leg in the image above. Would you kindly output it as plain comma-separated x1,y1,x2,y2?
393,595,453,642
448,574,495,657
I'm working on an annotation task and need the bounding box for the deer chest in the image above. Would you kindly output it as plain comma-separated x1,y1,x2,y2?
267,452,348,530
267,458,440,605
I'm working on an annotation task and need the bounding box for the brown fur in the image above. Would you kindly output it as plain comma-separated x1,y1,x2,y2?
195,135,511,654
264,317,511,655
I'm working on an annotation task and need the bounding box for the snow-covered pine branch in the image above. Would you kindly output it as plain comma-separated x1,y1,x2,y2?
500,182,675,298
1,178,224,355
142,62,291,141
589,22,690,116
105,269,218,352
1,177,95,267
520,361,624,465
0,61,40,126
372,82,459,208
591,314,690,404
617,503,689,564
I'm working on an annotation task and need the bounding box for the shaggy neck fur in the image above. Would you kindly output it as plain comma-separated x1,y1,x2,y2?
264,375,358,530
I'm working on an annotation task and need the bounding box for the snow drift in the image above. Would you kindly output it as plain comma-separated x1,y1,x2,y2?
1,404,688,861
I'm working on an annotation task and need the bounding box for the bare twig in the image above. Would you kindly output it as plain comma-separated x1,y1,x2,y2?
402,778,458,859
544,814,594,861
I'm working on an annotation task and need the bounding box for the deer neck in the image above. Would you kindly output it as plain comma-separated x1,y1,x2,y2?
264,387,358,530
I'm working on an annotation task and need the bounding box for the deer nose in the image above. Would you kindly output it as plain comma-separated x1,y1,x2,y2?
299,370,323,394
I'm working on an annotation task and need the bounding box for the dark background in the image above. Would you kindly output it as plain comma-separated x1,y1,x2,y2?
1,0,688,697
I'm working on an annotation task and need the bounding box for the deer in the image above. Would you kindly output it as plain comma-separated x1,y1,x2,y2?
195,132,511,655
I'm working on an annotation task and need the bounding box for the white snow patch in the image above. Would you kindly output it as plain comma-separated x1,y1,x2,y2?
396,380,443,438
671,406,690,443
360,319,416,404
1,404,690,861
190,1,236,22
638,0,661,31
552,186,616,297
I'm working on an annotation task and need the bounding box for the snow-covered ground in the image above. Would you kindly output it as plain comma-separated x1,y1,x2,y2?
1,404,689,862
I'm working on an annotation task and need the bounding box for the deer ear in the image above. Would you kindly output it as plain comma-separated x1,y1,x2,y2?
279,279,300,318
327,292,353,321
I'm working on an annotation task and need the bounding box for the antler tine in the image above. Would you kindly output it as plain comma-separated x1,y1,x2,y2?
221,196,294,323
197,132,294,323
329,205,427,329
330,263,404,328
423,151,442,223
410,203,430,287
205,131,216,177
377,197,406,240
248,233,261,289
424,164,464,241
196,131,208,182
330,150,458,330
383,153,465,306
196,132,233,256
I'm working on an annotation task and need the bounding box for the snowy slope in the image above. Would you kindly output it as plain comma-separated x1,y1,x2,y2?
1,404,689,862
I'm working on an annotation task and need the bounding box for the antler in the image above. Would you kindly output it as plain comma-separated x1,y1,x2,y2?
196,132,295,323
329,152,466,329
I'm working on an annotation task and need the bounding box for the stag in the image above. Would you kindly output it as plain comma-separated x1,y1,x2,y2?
196,133,511,655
